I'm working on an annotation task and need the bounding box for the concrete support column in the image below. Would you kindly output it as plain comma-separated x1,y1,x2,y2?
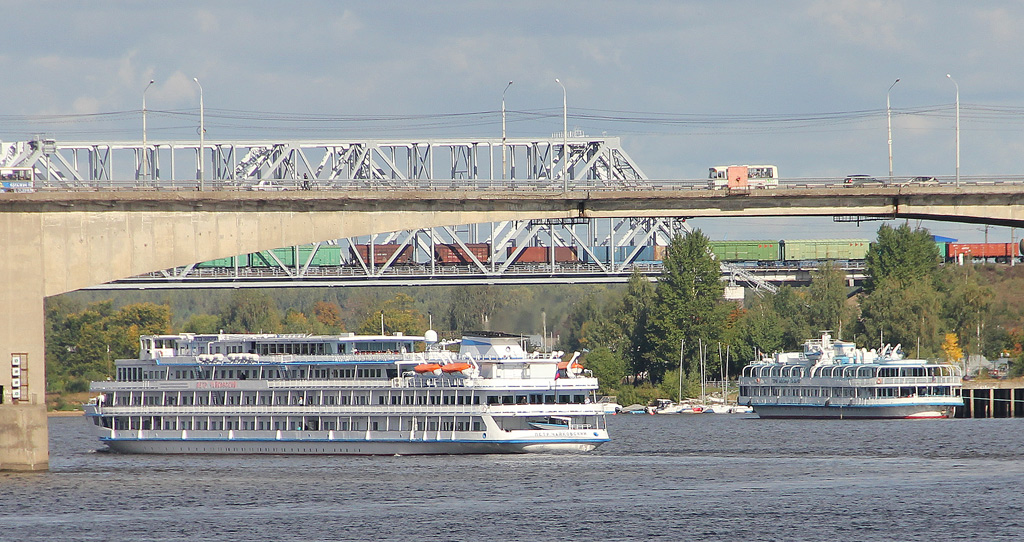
1,213,49,470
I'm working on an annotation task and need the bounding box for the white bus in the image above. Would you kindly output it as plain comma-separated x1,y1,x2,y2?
0,167,35,192
708,165,778,190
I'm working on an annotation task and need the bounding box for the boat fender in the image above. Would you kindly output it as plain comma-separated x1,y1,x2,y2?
876,378,881,384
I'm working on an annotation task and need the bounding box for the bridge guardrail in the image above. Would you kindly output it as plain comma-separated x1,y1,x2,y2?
9,175,1024,193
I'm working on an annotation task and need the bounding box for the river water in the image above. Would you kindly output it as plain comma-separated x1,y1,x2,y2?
2,414,1023,541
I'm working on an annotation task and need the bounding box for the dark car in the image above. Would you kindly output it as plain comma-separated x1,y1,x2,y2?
843,174,884,187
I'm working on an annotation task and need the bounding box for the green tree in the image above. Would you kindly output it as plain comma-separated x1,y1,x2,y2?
764,285,811,350
357,293,428,335
221,290,281,333
864,223,939,292
729,301,786,365
939,267,994,356
581,346,628,394
46,301,171,391
620,270,655,381
182,313,222,334
446,285,507,333
644,230,726,382
282,309,316,333
858,277,943,357
806,262,852,336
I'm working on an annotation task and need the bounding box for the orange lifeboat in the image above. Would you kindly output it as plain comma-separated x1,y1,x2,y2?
413,363,442,375
557,360,584,373
441,362,473,374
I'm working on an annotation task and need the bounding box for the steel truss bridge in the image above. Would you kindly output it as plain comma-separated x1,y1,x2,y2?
0,134,646,189
90,217,839,293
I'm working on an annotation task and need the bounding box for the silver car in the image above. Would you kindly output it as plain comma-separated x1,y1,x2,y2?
843,174,883,187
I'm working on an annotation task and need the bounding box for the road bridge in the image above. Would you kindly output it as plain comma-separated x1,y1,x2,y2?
4,139,1024,470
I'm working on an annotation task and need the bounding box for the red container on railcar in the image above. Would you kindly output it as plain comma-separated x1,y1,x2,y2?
946,242,1018,261
434,243,491,264
350,244,413,265
507,246,579,263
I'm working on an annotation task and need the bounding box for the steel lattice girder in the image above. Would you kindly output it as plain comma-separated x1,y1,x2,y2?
1,136,647,187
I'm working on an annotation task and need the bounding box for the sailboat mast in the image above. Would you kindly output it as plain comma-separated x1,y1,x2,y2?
679,338,684,402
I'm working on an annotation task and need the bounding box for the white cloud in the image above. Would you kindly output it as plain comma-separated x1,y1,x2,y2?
805,0,911,52
72,96,101,115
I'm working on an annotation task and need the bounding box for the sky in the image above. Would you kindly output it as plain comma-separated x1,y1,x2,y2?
2,1,1022,243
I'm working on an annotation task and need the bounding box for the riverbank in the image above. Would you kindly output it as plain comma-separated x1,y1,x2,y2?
48,410,83,417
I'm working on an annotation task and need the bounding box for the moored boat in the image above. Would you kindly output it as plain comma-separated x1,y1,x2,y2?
738,332,963,419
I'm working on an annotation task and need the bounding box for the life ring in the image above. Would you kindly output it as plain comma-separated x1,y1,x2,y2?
876,378,881,384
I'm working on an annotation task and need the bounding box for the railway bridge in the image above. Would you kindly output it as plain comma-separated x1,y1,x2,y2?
3,137,1024,470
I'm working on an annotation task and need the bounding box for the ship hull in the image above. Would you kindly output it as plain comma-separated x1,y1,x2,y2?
98,434,607,455
91,423,608,455
751,404,957,419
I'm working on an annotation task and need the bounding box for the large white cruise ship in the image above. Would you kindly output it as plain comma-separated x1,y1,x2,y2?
738,332,964,419
85,330,609,454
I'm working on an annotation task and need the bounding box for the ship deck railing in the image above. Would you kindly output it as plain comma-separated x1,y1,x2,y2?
92,376,599,391
743,376,961,386
87,403,607,417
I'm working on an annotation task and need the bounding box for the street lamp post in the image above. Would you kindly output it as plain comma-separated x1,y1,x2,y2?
887,78,899,183
555,78,567,192
502,80,513,181
143,80,154,183
193,77,205,191
947,73,960,188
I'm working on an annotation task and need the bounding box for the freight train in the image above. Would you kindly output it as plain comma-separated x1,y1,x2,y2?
193,239,879,270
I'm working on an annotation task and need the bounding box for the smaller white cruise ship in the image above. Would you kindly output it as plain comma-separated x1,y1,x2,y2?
85,330,609,454
738,332,963,419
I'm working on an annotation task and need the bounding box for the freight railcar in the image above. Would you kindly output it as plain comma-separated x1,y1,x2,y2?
349,244,413,265
709,240,780,263
250,246,344,267
194,246,344,269
946,242,1020,263
507,246,578,263
780,239,870,261
434,243,490,264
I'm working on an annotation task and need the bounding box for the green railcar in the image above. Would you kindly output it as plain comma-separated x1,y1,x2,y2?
251,245,344,267
194,254,250,268
250,248,293,267
708,240,780,262
305,245,343,266
781,239,870,261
